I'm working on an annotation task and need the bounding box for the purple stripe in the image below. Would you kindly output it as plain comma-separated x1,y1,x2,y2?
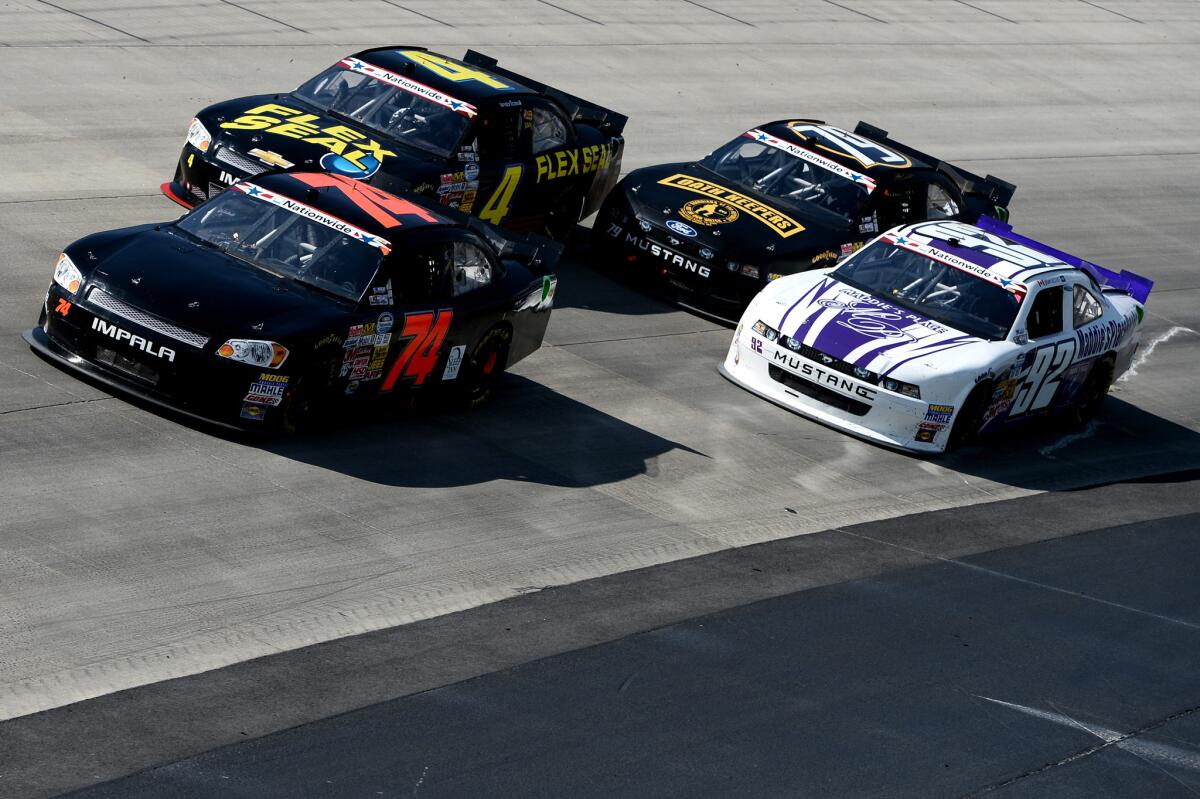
778,277,830,333
880,337,976,376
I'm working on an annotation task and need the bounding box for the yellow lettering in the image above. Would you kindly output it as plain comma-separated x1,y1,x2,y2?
582,146,593,173
267,120,321,139
304,137,348,154
400,50,511,90
322,125,363,142
245,103,300,117
220,115,278,131
554,150,567,179
536,155,549,183
566,149,579,176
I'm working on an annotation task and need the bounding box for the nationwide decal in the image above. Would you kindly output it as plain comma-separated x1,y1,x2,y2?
535,141,618,183
885,232,1027,301
679,198,739,226
745,128,877,193
340,58,478,118
657,174,804,238
786,124,911,169
219,103,394,178
91,318,176,362
230,182,393,253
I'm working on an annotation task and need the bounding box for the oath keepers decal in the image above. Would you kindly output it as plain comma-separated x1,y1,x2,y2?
656,174,805,238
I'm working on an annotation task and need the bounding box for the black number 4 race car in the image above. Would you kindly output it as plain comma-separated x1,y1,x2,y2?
27,171,560,432
164,47,627,240
592,120,1016,322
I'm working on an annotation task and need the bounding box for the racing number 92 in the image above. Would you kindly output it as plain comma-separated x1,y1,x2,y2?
1010,340,1077,416
381,309,453,391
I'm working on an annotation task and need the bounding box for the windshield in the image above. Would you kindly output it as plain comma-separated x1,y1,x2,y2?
700,138,871,221
295,63,471,157
176,188,384,301
832,240,1022,341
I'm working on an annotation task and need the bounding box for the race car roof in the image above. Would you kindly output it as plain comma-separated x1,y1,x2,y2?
752,120,933,177
242,172,453,244
351,47,537,104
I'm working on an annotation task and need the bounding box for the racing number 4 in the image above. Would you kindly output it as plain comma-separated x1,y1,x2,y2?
479,165,523,225
382,309,453,391
1010,340,1077,416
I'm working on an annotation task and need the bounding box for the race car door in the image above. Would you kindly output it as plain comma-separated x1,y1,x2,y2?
1006,284,1077,420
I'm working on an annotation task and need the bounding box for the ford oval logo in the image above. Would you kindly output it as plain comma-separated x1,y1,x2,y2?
320,151,381,179
666,220,697,237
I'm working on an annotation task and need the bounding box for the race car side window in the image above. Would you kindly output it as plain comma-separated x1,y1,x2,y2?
477,109,522,162
1026,286,1064,339
450,241,493,296
1072,284,1104,328
528,102,569,154
925,177,960,220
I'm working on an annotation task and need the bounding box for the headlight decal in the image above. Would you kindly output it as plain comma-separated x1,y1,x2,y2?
187,117,212,153
52,253,83,295
217,339,289,369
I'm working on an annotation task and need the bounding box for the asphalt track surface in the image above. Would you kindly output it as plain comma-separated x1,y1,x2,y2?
1,0,1199,795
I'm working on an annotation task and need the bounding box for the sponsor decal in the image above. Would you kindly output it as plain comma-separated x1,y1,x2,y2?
679,198,739,227
840,241,864,257
442,344,466,380
319,151,380,181
91,318,176,362
811,250,838,265
1075,314,1135,360
240,402,267,421
914,427,936,443
666,220,697,237
886,231,1028,301
464,162,480,181
786,124,911,169
220,103,394,177
816,296,945,341
230,183,393,253
658,174,804,238
534,141,618,183
345,379,360,395
615,230,711,278
772,350,877,402
377,312,394,334
745,128,878,192
244,372,289,406
340,57,478,117
54,298,72,317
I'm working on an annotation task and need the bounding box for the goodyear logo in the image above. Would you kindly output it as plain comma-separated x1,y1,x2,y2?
220,104,395,177
535,142,617,183
657,174,804,238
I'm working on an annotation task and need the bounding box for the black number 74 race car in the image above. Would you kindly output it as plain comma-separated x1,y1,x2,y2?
164,47,627,240
26,171,560,432
593,120,1016,322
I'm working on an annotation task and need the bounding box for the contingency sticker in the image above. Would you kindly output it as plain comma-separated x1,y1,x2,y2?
442,345,466,380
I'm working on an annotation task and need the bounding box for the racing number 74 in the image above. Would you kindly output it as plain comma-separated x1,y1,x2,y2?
381,309,453,391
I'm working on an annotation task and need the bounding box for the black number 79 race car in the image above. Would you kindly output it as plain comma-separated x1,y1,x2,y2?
164,47,627,240
26,171,559,432
593,120,1016,322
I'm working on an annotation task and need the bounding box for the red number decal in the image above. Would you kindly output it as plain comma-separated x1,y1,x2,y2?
381,309,453,391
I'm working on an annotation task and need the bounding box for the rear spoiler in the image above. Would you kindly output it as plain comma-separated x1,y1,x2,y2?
463,50,628,135
854,121,1016,208
977,215,1153,304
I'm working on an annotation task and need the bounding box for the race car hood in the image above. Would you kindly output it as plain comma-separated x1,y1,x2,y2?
73,226,345,342
757,270,994,376
622,163,853,267
197,94,443,183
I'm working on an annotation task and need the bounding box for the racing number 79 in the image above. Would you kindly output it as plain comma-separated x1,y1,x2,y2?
1010,340,1077,416
381,309,453,391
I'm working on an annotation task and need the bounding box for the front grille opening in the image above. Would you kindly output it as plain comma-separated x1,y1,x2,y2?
768,364,871,417
87,288,209,349
215,146,268,176
778,337,881,385
95,346,161,386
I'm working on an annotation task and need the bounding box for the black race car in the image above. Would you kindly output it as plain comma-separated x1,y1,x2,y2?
592,120,1016,321
164,47,626,240
27,171,559,432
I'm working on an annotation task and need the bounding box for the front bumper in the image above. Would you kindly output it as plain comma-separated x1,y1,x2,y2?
720,330,945,454
592,217,762,323
27,285,287,432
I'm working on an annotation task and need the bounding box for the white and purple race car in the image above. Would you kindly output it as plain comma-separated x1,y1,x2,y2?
720,217,1153,453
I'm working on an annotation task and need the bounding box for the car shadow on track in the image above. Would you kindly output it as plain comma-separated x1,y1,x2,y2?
260,373,707,489
933,394,1200,490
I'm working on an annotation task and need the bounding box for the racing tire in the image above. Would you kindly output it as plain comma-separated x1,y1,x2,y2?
946,382,992,452
456,326,512,409
280,352,338,435
1065,355,1115,429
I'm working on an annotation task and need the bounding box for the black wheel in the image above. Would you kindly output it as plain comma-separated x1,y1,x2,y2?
457,327,512,409
1066,355,1115,428
279,353,337,434
946,382,992,452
